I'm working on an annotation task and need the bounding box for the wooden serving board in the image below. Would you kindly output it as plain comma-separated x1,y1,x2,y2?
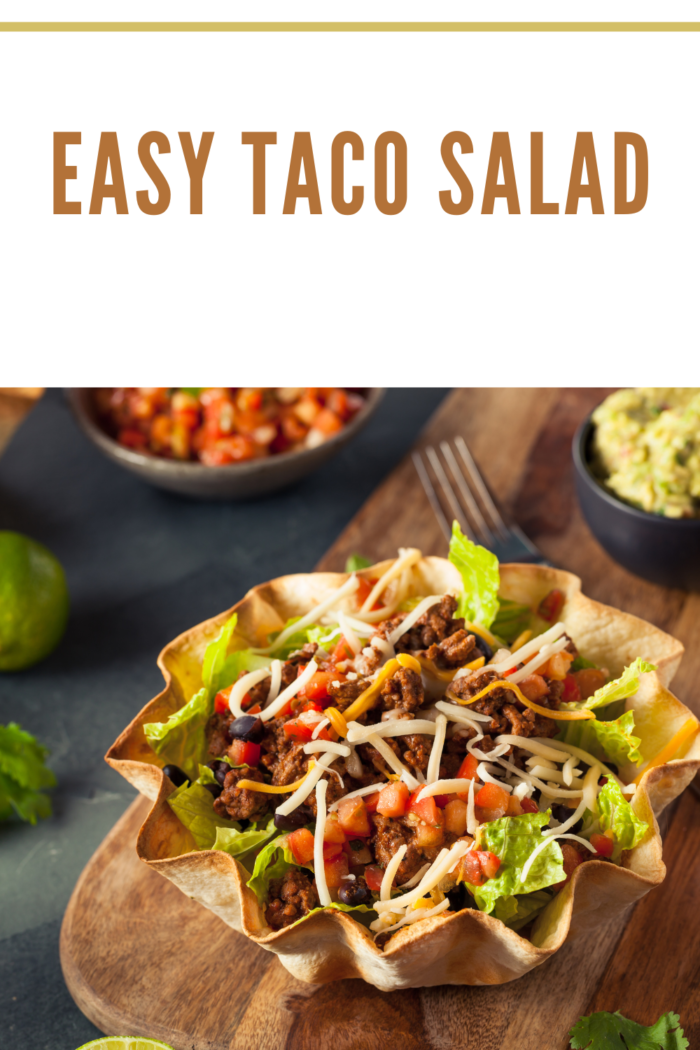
60,389,700,1049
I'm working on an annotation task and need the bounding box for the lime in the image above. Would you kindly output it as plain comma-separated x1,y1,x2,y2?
75,1040,175,1050
0,530,69,671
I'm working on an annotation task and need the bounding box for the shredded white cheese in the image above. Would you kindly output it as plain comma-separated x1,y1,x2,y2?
490,622,567,673
314,779,332,907
367,733,421,791
328,781,385,812
359,548,422,614
582,762,602,814
346,719,438,744
398,862,431,889
387,596,443,647
380,844,407,901
531,739,619,782
229,667,271,719
466,776,479,834
528,765,584,787
275,754,334,816
542,795,588,837
338,612,362,655
303,741,351,757
417,778,473,801
263,575,360,654
311,717,330,740
426,715,448,784
372,895,452,936
563,755,578,787
266,659,283,705
374,840,470,914
476,762,513,792
435,701,493,724
259,659,319,722
495,755,584,799
508,635,570,684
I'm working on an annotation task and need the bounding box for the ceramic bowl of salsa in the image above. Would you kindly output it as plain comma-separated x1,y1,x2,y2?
67,387,384,500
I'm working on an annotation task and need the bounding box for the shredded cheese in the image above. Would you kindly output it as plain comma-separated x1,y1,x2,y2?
373,896,452,937
311,717,331,740
374,840,470,914
398,862,431,889
266,659,283,705
435,700,493,724
274,754,334,816
229,667,271,718
532,739,619,781
451,678,595,721
425,715,447,784
259,659,319,722
495,736,568,763
367,732,420,790
476,762,514,792
490,622,566,673
324,707,348,738
303,741,351,757
259,575,360,655
380,844,407,901
359,548,422,614
582,762,602,814
520,831,596,885
328,781,385,811
338,612,362,656
563,755,578,787
346,719,439,744
528,765,584,787
238,766,315,794
466,776,478,834
314,780,332,907
463,621,499,648
387,596,443,647
495,755,584,799
542,795,588,838
417,778,473,801
634,717,700,784
508,636,570,683
511,629,533,654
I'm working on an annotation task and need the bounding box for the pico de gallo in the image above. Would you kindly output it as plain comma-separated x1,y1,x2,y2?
144,526,684,946
94,387,366,465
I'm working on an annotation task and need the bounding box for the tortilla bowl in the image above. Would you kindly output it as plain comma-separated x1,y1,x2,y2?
106,558,700,990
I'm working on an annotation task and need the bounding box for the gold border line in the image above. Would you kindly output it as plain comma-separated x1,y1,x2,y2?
1,21,700,32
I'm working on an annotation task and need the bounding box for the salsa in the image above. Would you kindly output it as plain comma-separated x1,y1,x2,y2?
94,387,365,466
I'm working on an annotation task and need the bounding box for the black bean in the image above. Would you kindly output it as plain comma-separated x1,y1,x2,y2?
473,634,493,663
203,782,223,799
550,803,582,834
214,761,231,785
446,884,476,911
162,764,189,787
273,805,313,832
338,878,371,906
226,716,265,744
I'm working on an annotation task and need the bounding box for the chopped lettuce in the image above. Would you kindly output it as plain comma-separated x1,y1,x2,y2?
213,814,277,862
143,686,211,781
492,889,552,931
472,811,565,914
596,777,649,860
570,655,598,672
448,521,500,629
562,658,657,711
0,723,56,825
202,612,239,694
290,900,375,929
569,1010,688,1050
167,778,240,850
559,710,644,769
491,600,533,645
247,832,306,904
345,554,372,573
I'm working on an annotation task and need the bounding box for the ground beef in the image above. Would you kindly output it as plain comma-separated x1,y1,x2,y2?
213,765,270,821
306,767,349,816
266,869,319,930
357,738,402,778
381,667,424,715
328,677,367,710
400,734,433,773
206,712,231,759
425,629,477,669
450,668,560,739
370,814,426,884
353,644,383,678
269,744,309,787
392,595,465,653
287,643,319,665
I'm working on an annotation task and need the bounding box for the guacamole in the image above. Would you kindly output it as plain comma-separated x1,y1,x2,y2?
591,388,700,519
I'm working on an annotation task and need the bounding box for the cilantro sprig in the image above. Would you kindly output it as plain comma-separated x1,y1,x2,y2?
569,1011,688,1050
0,723,56,824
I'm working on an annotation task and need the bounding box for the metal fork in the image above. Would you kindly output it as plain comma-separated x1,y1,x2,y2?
412,436,548,565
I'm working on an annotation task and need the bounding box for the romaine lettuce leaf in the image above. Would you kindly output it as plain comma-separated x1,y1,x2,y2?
217,648,271,693
345,554,372,573
202,612,239,695
0,723,56,825
596,777,649,860
559,710,644,769
448,521,500,629
472,811,565,914
562,658,656,711
213,815,277,862
167,779,240,850
491,600,532,644
247,832,304,904
143,686,211,781
492,889,552,931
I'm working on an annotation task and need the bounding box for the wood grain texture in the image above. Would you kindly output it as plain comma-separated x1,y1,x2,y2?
61,388,700,1049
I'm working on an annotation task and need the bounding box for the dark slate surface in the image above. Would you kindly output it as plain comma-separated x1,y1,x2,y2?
0,387,448,1049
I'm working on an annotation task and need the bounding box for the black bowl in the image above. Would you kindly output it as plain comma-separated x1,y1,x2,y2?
67,388,384,500
573,414,700,591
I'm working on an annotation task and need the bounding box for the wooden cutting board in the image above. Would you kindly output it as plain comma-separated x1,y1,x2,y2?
60,388,700,1049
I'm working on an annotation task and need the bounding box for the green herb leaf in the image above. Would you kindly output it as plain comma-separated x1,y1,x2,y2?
166,779,240,850
569,1010,688,1050
448,521,500,629
562,659,656,711
596,777,649,860
345,554,373,573
143,686,211,781
0,724,56,824
247,832,311,905
472,811,565,914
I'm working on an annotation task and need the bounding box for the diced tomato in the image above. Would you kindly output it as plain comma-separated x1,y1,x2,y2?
519,674,549,702
506,794,524,817
457,851,485,887
337,796,371,837
214,690,230,714
297,670,339,703
477,851,502,879
444,799,468,836
326,389,350,419
282,719,314,742
324,853,349,889
376,781,410,818
544,651,574,681
520,797,539,814
413,818,445,850
590,833,614,858
248,704,262,715
537,589,565,623
433,794,450,808
573,668,607,700
118,427,148,450
354,577,380,611
288,828,315,866
323,813,346,844
229,739,261,767
363,791,380,814
408,790,442,827
474,782,510,822
561,674,582,704
312,408,344,436
364,864,385,893
322,840,344,862
457,753,479,781
332,637,354,663
554,843,586,890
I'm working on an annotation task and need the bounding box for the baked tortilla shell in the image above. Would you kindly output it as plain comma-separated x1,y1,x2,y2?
106,558,700,989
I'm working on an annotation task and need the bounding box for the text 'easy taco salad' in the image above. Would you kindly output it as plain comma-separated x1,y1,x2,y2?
132,526,699,953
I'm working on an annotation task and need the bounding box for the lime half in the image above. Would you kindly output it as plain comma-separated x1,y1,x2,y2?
0,530,69,671
75,1040,175,1050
